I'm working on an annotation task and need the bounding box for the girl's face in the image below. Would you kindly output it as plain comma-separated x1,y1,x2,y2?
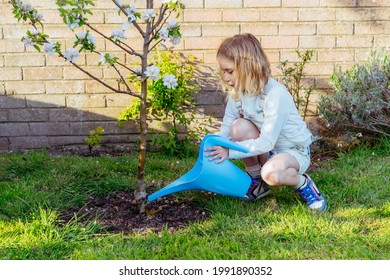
217,55,236,87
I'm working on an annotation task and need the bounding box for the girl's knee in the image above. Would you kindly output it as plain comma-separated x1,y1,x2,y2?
230,118,259,141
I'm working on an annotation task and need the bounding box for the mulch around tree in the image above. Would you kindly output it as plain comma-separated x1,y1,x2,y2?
60,190,211,235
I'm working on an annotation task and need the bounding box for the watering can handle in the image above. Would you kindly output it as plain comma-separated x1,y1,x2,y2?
205,134,249,153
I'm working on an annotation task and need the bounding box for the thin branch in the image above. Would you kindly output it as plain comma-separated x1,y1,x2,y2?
111,0,145,37
149,38,164,53
85,23,142,58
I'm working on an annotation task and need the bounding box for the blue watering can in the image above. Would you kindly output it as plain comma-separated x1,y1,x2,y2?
147,134,251,202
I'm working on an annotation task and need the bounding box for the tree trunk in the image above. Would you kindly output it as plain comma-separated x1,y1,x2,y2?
134,0,154,213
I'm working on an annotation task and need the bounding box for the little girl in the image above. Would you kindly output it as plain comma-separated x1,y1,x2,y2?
205,33,327,211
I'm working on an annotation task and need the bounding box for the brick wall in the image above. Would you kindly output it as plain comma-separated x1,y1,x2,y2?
0,0,389,151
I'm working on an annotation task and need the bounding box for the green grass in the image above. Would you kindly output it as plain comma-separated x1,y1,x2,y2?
0,139,389,260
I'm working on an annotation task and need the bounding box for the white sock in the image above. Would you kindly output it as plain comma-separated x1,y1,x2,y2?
293,174,307,190
246,163,261,178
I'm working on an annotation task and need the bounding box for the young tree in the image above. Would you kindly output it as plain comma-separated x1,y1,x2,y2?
11,0,185,212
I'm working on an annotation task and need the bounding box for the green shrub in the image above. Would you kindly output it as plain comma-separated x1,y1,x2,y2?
84,126,105,153
278,49,316,120
318,50,390,138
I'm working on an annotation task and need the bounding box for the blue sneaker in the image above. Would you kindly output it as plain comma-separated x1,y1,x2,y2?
296,174,327,211
244,177,271,201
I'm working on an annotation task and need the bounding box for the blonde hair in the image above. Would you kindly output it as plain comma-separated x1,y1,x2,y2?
217,33,271,99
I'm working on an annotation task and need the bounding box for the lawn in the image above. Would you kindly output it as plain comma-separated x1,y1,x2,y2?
0,138,389,260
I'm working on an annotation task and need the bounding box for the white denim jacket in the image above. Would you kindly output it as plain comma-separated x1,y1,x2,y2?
219,77,314,159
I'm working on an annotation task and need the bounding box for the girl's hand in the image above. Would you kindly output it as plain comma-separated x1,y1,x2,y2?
204,146,229,164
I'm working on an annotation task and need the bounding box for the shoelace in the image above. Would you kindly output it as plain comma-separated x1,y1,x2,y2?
297,185,318,204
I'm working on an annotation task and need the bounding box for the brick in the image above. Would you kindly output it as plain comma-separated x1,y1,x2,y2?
45,81,84,94
374,36,390,48
0,123,30,137
244,0,281,7
184,10,223,22
10,136,50,150
336,35,374,48
282,0,319,7
2,25,30,39
320,0,356,7
106,93,136,107
85,79,119,94
202,24,240,37
180,0,205,8
5,81,45,95
23,67,63,81
318,50,355,62
223,9,260,22
0,110,7,122
299,8,336,21
261,9,298,21
205,0,243,8
317,22,354,35
81,108,125,121
5,54,46,67
0,68,22,81
185,37,224,50
8,108,49,122
180,24,202,37
354,22,389,35
336,8,389,21
279,23,317,35
299,35,336,48
262,36,299,49
67,95,106,108
48,135,86,147
305,62,345,75
0,96,26,108
63,66,103,80
0,138,9,150
280,50,318,62
29,122,70,136
0,40,25,53
241,24,279,36
357,0,389,6
26,95,66,108
49,108,87,122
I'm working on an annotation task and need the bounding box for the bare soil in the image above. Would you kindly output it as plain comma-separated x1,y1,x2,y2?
61,190,210,235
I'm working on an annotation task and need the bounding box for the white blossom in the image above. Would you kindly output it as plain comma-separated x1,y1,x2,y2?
67,19,80,30
144,65,160,81
111,29,126,41
20,2,33,13
43,42,57,56
64,48,80,63
29,29,39,36
142,9,156,22
162,74,178,89
76,31,95,45
158,27,169,40
99,52,115,65
125,5,137,16
135,66,142,74
169,36,181,45
166,21,178,29
22,35,34,48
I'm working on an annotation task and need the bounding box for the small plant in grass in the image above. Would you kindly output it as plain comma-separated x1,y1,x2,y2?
278,49,316,120
84,126,105,154
318,49,390,139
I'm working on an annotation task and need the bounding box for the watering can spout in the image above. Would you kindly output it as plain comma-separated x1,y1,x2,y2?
147,134,251,202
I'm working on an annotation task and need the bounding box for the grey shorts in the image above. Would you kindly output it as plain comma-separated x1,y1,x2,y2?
268,145,311,174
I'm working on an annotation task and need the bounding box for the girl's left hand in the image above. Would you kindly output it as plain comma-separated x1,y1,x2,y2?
204,146,229,164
